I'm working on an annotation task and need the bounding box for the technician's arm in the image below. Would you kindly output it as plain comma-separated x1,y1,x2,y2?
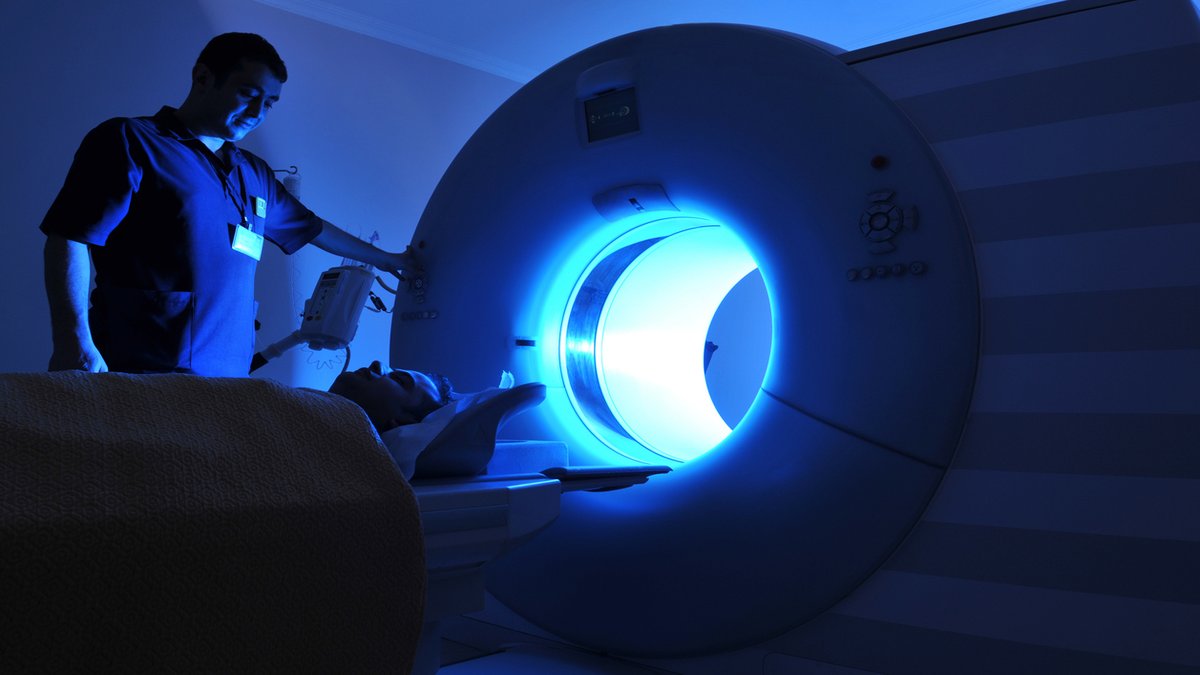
43,235,107,372
310,220,416,278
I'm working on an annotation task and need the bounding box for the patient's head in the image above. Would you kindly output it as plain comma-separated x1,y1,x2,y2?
329,360,454,431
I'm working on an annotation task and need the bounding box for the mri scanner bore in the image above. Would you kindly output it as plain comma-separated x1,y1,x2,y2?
394,23,980,655
562,216,766,462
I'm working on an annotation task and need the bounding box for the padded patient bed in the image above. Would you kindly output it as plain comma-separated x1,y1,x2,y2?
0,371,426,673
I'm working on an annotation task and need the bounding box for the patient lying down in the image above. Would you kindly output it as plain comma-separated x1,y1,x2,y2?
329,361,544,480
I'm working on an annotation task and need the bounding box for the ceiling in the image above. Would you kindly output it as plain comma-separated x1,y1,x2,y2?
251,0,1048,82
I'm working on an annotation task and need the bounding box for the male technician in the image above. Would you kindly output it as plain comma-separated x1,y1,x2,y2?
41,33,409,377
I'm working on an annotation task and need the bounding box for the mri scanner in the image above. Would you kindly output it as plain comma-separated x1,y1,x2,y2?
396,0,1200,671
400,20,978,656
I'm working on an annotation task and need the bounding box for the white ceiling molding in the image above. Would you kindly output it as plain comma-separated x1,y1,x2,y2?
250,0,537,82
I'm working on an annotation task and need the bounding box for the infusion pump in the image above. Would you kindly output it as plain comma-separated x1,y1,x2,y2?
250,264,379,372
299,265,376,350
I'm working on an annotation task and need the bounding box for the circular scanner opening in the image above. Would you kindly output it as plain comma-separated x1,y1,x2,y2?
562,219,772,462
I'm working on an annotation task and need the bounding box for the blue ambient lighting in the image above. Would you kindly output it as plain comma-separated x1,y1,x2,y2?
561,219,760,462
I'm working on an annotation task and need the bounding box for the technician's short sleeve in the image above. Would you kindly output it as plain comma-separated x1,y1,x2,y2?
262,171,323,255
40,118,143,247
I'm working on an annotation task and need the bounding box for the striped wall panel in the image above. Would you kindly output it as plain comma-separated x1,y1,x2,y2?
847,1,1200,100
760,1,1200,672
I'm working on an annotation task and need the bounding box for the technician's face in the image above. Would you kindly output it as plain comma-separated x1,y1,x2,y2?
329,361,444,430
192,58,281,142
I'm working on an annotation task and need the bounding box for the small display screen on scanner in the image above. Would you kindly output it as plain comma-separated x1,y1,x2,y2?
584,87,639,142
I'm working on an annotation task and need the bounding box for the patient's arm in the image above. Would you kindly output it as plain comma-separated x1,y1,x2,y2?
416,383,546,478
380,383,546,480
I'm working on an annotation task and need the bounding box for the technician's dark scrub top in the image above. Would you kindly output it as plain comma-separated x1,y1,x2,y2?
40,107,322,377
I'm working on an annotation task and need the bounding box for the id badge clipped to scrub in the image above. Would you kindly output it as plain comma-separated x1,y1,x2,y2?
231,217,264,261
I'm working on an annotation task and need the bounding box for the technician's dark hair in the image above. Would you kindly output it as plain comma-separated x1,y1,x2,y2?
196,32,287,85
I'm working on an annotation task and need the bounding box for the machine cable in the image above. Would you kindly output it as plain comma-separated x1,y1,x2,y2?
375,275,399,294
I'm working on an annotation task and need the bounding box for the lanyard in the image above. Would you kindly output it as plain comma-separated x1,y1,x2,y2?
207,145,252,228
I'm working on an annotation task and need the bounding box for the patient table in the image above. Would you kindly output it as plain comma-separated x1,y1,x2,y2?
0,372,664,673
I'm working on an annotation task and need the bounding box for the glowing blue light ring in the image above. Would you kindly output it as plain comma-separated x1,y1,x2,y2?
561,236,661,449
558,217,760,462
